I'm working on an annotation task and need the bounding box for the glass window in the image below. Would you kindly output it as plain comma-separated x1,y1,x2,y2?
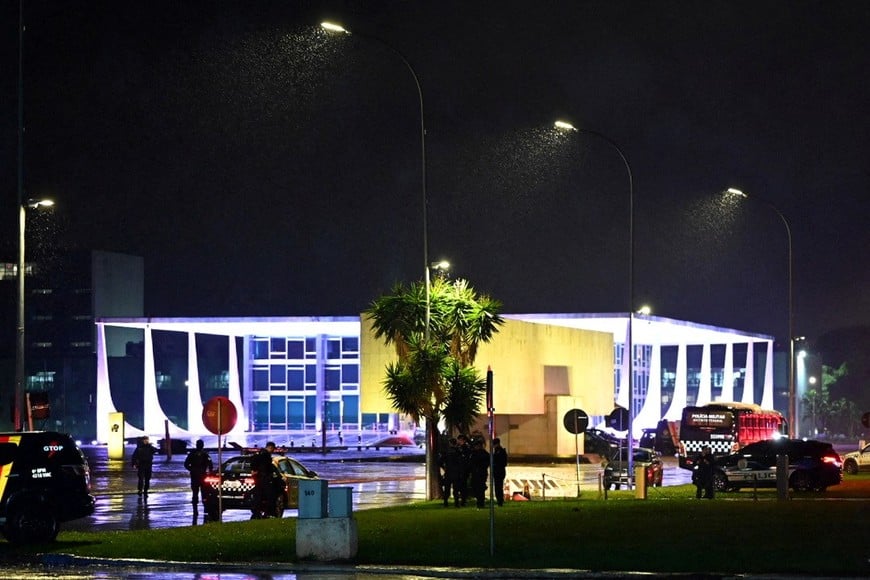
270,337,285,358
326,339,341,360
287,399,304,429
269,365,285,384
305,338,317,359
270,395,286,424
287,339,304,359
305,364,317,384
252,339,269,360
287,368,304,390
253,368,269,391
305,396,317,425
342,336,359,356
342,364,359,384
325,367,341,390
342,395,359,423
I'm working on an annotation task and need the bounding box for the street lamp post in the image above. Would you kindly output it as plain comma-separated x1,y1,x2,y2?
322,22,444,499
726,187,795,438
320,23,430,333
554,121,635,469
16,198,54,431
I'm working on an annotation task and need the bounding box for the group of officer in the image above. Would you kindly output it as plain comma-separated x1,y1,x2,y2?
439,433,508,508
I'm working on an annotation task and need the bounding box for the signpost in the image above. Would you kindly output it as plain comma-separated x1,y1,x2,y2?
202,396,237,522
563,408,589,497
486,367,494,557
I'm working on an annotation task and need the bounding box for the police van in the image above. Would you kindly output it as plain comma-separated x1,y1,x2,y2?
0,431,95,543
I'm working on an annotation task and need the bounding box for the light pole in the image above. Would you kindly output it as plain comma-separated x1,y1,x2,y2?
321,22,442,499
725,187,795,438
320,22,430,333
554,121,635,469
16,198,54,431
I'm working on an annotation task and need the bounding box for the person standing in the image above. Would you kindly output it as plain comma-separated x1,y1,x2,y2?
250,441,277,518
469,438,490,508
442,438,464,507
492,438,508,506
455,434,471,506
184,439,213,506
131,436,158,498
694,445,716,499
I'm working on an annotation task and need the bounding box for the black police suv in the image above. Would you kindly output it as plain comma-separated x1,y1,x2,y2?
0,431,95,543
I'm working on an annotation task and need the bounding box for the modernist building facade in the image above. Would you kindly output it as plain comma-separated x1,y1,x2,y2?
95,313,778,457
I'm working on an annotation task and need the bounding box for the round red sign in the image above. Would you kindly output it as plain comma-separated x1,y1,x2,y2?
202,396,238,435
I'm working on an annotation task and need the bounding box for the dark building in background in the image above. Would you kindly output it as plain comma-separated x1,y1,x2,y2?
0,250,142,437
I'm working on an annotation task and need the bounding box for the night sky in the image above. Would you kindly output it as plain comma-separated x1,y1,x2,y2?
1,1,868,346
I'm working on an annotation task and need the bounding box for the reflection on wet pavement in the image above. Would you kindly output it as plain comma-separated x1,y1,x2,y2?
63,446,692,534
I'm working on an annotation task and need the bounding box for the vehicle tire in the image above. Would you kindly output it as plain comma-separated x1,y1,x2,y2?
4,504,59,544
273,493,286,518
712,471,729,493
844,459,859,475
790,471,812,492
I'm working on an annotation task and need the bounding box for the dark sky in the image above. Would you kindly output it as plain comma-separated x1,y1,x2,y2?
1,1,868,346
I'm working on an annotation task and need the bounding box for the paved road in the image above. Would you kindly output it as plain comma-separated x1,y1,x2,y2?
61,445,692,534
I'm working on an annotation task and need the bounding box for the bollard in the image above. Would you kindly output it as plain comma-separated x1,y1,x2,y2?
776,454,789,500
634,465,647,499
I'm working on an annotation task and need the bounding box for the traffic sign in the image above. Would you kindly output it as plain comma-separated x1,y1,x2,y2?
563,409,589,434
607,407,630,431
202,396,237,435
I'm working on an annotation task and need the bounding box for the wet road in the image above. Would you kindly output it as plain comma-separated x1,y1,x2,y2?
63,445,691,533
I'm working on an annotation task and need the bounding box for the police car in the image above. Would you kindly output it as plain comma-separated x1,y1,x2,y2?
201,452,319,520
0,431,95,543
842,442,870,475
711,438,842,493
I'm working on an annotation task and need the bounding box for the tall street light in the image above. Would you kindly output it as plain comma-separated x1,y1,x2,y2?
320,22,431,335
321,22,443,499
16,198,55,431
725,187,795,438
554,121,636,468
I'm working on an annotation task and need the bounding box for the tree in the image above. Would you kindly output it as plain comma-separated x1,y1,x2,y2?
801,363,861,437
365,276,503,499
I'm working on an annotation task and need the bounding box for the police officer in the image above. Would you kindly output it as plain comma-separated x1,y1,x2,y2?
184,439,213,506
131,436,158,498
250,441,277,518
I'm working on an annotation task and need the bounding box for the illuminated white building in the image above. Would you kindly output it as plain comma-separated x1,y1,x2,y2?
95,313,777,455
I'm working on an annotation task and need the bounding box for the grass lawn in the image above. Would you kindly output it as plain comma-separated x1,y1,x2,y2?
3,480,869,576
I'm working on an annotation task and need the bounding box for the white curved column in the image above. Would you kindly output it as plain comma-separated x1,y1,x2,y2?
721,343,735,402
695,343,712,406
664,344,688,421
615,321,630,409
741,342,755,404
634,344,661,434
186,332,208,435
96,323,113,443
228,335,248,436
761,340,774,409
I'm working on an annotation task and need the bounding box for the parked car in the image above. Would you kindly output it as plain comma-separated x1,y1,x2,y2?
603,446,663,490
201,453,319,520
0,431,95,543
711,438,842,493
639,420,678,456
584,428,622,456
842,443,870,475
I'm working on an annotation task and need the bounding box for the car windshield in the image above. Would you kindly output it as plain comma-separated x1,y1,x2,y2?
611,448,655,463
222,457,252,475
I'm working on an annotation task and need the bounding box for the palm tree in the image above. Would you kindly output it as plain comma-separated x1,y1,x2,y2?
365,277,504,499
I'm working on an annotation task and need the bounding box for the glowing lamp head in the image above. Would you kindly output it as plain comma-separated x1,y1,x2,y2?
321,21,349,34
